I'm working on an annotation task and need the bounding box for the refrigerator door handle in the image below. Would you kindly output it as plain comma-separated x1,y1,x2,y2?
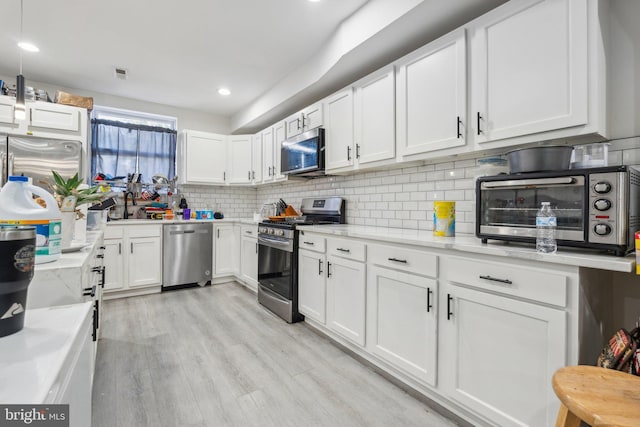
7,152,14,177
0,153,5,187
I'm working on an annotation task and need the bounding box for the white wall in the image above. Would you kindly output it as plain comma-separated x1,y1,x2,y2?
0,74,230,134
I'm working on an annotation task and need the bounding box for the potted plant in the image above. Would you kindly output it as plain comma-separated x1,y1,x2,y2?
47,171,106,248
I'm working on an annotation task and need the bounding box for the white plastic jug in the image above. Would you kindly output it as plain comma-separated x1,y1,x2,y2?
0,176,62,264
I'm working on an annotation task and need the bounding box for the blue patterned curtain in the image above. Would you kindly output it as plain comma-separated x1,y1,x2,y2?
91,119,176,182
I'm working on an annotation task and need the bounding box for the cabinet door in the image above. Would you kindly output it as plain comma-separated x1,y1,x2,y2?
355,66,395,165
240,235,258,290
302,102,323,131
215,225,236,275
0,96,17,126
261,127,275,182
251,133,263,183
228,135,252,184
27,101,80,132
324,89,354,171
183,131,227,184
103,239,124,291
127,237,162,288
298,249,326,324
396,28,466,157
471,0,588,144
439,283,567,427
326,255,366,346
285,113,303,138
367,265,437,386
272,121,287,181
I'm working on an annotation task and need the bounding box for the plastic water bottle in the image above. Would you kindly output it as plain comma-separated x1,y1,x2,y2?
536,202,557,254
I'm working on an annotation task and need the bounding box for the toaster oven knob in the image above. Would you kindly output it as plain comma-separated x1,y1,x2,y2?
594,223,612,236
593,182,612,194
593,199,612,211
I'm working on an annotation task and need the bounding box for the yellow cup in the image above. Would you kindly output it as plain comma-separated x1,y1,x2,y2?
433,201,455,237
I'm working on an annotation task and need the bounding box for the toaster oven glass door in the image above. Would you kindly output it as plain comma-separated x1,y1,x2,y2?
478,176,585,241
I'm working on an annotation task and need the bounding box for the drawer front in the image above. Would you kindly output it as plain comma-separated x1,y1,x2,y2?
441,255,567,307
104,225,124,239
368,243,437,278
127,224,162,238
241,224,258,238
298,232,326,253
327,238,366,262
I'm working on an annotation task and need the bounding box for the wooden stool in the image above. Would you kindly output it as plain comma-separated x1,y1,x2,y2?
552,365,640,427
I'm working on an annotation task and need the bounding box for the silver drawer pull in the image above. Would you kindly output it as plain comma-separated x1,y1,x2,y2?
303,241,315,245
388,257,407,263
479,275,512,285
336,248,350,253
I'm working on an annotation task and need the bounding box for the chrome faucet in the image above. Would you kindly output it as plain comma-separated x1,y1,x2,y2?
123,191,136,219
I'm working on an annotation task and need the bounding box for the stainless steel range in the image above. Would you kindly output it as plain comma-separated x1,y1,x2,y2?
257,196,345,323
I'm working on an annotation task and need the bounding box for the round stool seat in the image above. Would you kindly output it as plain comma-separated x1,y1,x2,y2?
552,365,640,427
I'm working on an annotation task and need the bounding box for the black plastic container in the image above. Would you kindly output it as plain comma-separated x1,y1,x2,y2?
0,226,36,337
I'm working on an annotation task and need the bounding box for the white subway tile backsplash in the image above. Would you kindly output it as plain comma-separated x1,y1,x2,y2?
623,149,640,165
435,162,454,170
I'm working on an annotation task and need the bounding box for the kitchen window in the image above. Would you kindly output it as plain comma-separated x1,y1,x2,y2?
90,106,177,183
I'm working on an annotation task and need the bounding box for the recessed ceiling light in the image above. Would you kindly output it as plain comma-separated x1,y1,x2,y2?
218,88,231,96
17,42,39,52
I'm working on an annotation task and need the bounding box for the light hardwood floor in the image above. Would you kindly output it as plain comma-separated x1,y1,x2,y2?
92,282,459,427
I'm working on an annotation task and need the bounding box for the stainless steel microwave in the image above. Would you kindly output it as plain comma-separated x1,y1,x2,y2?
281,128,325,177
476,166,640,256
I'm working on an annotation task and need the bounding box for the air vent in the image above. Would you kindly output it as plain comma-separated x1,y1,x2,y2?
114,67,128,80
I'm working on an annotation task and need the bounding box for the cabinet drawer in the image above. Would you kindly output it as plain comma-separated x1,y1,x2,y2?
128,225,161,238
441,256,567,307
327,238,365,262
104,225,123,239
368,243,437,278
241,224,258,238
298,232,326,253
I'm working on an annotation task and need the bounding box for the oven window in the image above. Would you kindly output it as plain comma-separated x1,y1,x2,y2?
479,184,584,231
281,139,318,173
258,244,292,299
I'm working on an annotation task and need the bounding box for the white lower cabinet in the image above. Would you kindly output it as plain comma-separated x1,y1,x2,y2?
214,224,240,276
240,225,258,291
298,248,327,323
367,265,437,386
103,224,162,297
326,254,366,346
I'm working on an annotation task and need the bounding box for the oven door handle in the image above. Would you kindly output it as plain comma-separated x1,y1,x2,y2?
259,283,290,304
258,235,293,251
481,177,576,188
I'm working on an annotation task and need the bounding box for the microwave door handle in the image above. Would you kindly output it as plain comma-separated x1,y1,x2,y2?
482,177,576,188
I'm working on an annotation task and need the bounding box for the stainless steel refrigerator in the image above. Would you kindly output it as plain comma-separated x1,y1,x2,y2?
0,135,83,190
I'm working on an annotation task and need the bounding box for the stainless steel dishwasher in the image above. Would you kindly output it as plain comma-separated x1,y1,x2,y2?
163,223,212,289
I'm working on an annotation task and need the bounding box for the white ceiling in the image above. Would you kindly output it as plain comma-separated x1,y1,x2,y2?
0,0,507,134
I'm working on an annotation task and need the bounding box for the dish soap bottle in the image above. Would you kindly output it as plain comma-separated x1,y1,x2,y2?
536,202,557,254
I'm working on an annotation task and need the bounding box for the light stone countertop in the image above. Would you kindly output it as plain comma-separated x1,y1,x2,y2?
296,224,636,273
34,230,103,272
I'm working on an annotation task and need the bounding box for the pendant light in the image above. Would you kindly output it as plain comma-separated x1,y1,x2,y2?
14,0,26,121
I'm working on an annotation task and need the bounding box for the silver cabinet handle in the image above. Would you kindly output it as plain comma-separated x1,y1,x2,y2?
118,243,121,255
303,241,314,245
336,247,350,253
388,257,407,263
427,288,433,312
479,275,513,285
255,242,258,254
246,230,253,235
130,242,133,254
248,171,251,180
356,144,360,159
223,171,226,181
252,170,255,180
318,259,323,275
327,261,332,278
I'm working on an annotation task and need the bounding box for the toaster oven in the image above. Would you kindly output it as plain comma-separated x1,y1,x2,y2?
476,166,640,256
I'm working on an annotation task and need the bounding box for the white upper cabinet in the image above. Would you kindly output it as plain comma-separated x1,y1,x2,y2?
180,130,227,185
0,96,18,129
261,126,275,182
227,135,252,184
285,101,323,138
324,88,354,171
28,101,81,133
470,0,590,147
354,65,396,165
251,133,262,183
272,121,287,182
396,29,467,158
